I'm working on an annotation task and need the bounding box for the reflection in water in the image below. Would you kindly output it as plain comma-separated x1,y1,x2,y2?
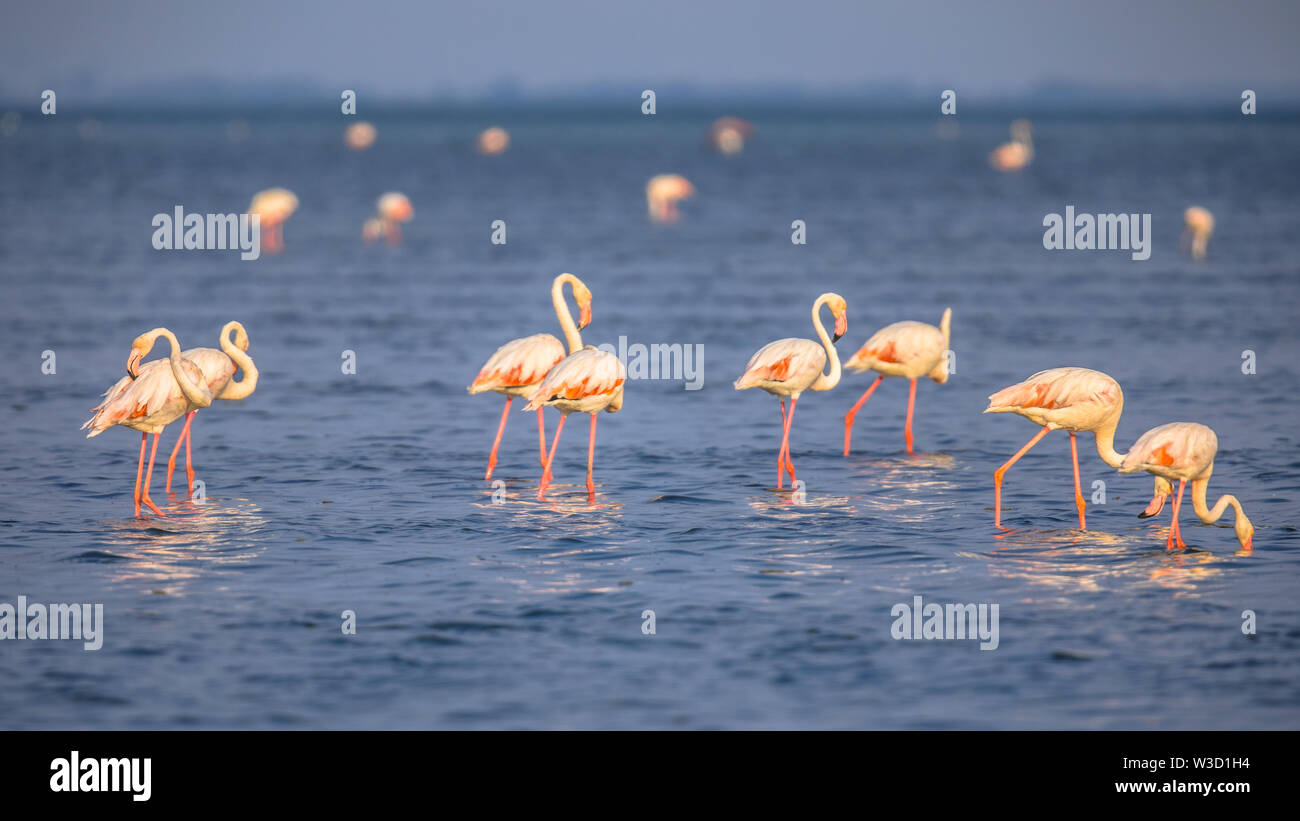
849,453,959,522
98,497,268,593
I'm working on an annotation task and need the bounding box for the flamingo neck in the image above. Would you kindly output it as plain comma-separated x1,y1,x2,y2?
552,274,583,353
810,296,841,392
218,322,258,401
1191,477,1242,525
1093,417,1126,469
153,328,212,408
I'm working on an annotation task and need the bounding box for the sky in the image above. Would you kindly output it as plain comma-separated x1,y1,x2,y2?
2,0,1298,104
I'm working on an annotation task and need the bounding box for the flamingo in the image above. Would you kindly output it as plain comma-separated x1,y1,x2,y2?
989,119,1033,172
843,308,952,456
344,121,377,151
734,293,848,489
82,328,213,517
1183,206,1215,260
247,188,298,253
708,117,753,154
469,273,592,481
375,192,413,245
477,126,510,155
1119,422,1254,551
162,321,259,494
984,367,1129,530
646,174,695,223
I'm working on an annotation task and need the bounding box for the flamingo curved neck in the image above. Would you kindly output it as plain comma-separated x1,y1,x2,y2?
154,329,212,408
218,323,258,400
1192,478,1242,525
1093,418,1126,469
552,274,583,353
810,297,841,392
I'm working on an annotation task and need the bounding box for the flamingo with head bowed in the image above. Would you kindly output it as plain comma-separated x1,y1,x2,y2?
646,174,695,223
162,321,259,494
248,188,298,253
523,306,626,499
843,308,951,456
344,121,377,151
708,117,754,154
1119,422,1254,552
734,293,848,489
374,192,413,245
477,126,510,155
469,273,593,481
1183,206,1214,260
989,119,1033,172
984,367,1128,530
82,328,213,517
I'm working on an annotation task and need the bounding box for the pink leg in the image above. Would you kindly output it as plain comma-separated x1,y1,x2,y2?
166,411,196,492
387,222,402,245
843,375,883,457
539,413,567,494
1168,479,1187,549
537,407,548,467
904,378,917,455
779,396,799,489
1070,431,1086,530
133,432,147,518
141,433,165,517
484,397,512,481
586,412,597,497
778,400,795,486
994,426,1050,529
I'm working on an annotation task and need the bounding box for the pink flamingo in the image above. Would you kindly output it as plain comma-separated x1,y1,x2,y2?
375,192,413,245
163,321,259,494
989,119,1033,172
1119,422,1254,551
344,121,377,151
843,308,951,456
984,367,1128,530
477,127,510,155
1182,206,1215,260
523,322,626,499
734,293,848,489
82,328,213,517
645,174,695,223
247,188,298,253
469,273,593,481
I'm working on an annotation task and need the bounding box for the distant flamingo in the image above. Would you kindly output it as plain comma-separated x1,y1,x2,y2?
843,308,951,456
477,126,510,155
735,293,848,489
469,273,593,481
984,367,1128,530
163,321,259,494
989,119,1033,172
375,192,413,245
344,121,377,151
646,174,695,223
1182,206,1215,260
248,188,298,253
708,117,754,154
1119,422,1254,551
362,217,385,244
83,328,213,517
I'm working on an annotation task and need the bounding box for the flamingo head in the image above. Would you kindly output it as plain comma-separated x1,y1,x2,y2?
126,328,164,378
1236,511,1254,552
824,293,848,342
575,282,594,329
224,321,251,351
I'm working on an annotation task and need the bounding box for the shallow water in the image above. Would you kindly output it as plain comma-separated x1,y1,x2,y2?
1,111,1298,729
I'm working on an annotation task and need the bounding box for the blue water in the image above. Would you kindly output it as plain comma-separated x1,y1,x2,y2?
1,110,1298,729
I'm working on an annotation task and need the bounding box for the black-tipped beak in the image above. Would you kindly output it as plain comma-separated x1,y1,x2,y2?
832,332,843,343
126,352,142,379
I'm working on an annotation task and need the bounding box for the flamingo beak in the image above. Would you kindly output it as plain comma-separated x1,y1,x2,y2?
579,303,592,330
1138,494,1167,519
833,312,847,343
126,350,142,379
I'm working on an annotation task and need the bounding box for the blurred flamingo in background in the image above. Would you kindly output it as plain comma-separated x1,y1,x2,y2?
477,126,510,155
469,273,592,481
708,117,754,154
646,174,695,223
843,308,952,456
163,321,259,494
984,367,1129,530
83,328,213,517
344,121,377,150
989,119,1033,172
1182,206,1215,260
374,192,413,244
735,293,848,489
1120,422,1254,552
248,187,298,253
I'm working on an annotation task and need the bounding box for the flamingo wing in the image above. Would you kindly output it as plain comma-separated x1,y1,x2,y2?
845,321,944,372
1120,422,1217,476
733,338,825,391
469,334,567,394
524,348,626,409
82,359,196,436
986,367,1118,413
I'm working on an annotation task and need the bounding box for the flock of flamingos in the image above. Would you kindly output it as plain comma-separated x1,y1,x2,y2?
82,118,1251,554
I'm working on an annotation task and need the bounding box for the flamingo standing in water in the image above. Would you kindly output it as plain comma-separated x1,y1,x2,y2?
734,293,848,489
708,117,753,154
646,174,695,223
1182,206,1215,260
374,192,413,245
984,367,1129,530
162,321,259,494
344,121,377,151
1119,422,1254,551
989,119,1033,172
82,328,213,517
248,188,298,253
843,308,952,456
477,127,510,155
469,273,593,481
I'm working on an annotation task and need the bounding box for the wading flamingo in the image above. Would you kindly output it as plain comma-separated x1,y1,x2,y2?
708,117,753,154
843,308,951,456
734,293,848,489
524,345,625,499
82,328,213,517
985,367,1128,530
344,121,377,151
375,192,413,245
1119,422,1254,551
248,188,298,253
989,119,1033,172
1182,206,1214,260
469,273,593,481
163,321,259,494
477,126,510,155
646,174,695,223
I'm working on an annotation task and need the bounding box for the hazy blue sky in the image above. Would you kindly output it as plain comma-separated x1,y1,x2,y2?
3,0,1298,102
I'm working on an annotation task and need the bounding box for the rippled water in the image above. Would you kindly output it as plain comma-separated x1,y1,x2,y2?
1,110,1297,729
